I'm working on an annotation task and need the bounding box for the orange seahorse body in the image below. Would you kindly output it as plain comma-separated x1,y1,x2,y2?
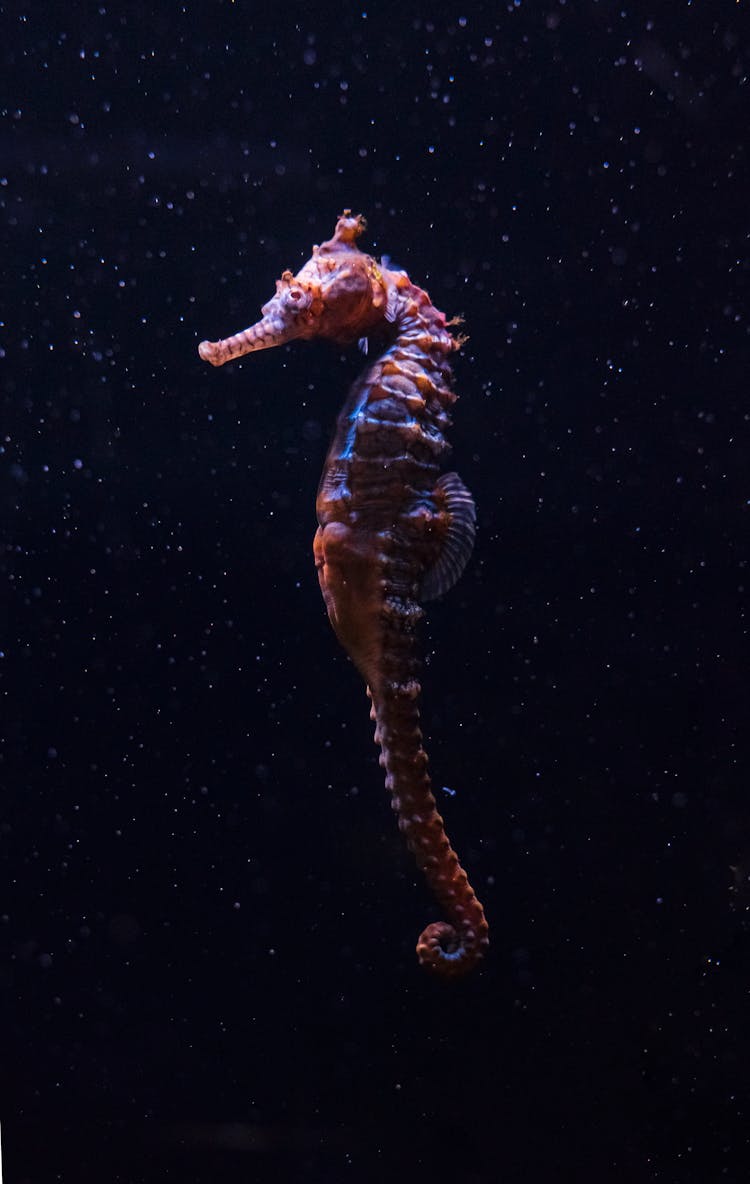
199,213,488,977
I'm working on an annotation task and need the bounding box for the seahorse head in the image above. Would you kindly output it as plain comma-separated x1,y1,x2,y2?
199,211,394,367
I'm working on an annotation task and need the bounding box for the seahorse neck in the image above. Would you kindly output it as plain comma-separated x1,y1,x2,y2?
338,280,457,432
388,280,456,374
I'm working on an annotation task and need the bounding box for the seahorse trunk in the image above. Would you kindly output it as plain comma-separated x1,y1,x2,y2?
368,618,489,978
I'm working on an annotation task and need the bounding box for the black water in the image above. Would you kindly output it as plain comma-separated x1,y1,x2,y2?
2,4,749,1181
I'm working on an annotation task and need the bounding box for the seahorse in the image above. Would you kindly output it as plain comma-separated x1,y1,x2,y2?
199,212,488,977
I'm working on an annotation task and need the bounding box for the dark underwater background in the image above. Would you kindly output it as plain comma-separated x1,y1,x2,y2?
2,3,748,1181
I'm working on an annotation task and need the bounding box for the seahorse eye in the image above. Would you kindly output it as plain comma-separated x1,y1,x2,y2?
286,285,312,313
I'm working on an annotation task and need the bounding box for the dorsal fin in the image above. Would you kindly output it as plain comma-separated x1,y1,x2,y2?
421,472,476,601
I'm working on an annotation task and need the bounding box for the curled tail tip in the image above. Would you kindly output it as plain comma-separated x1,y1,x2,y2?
416,920,489,979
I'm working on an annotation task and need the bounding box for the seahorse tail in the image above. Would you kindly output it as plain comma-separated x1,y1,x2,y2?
369,678,488,979
417,921,485,978
408,811,489,979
